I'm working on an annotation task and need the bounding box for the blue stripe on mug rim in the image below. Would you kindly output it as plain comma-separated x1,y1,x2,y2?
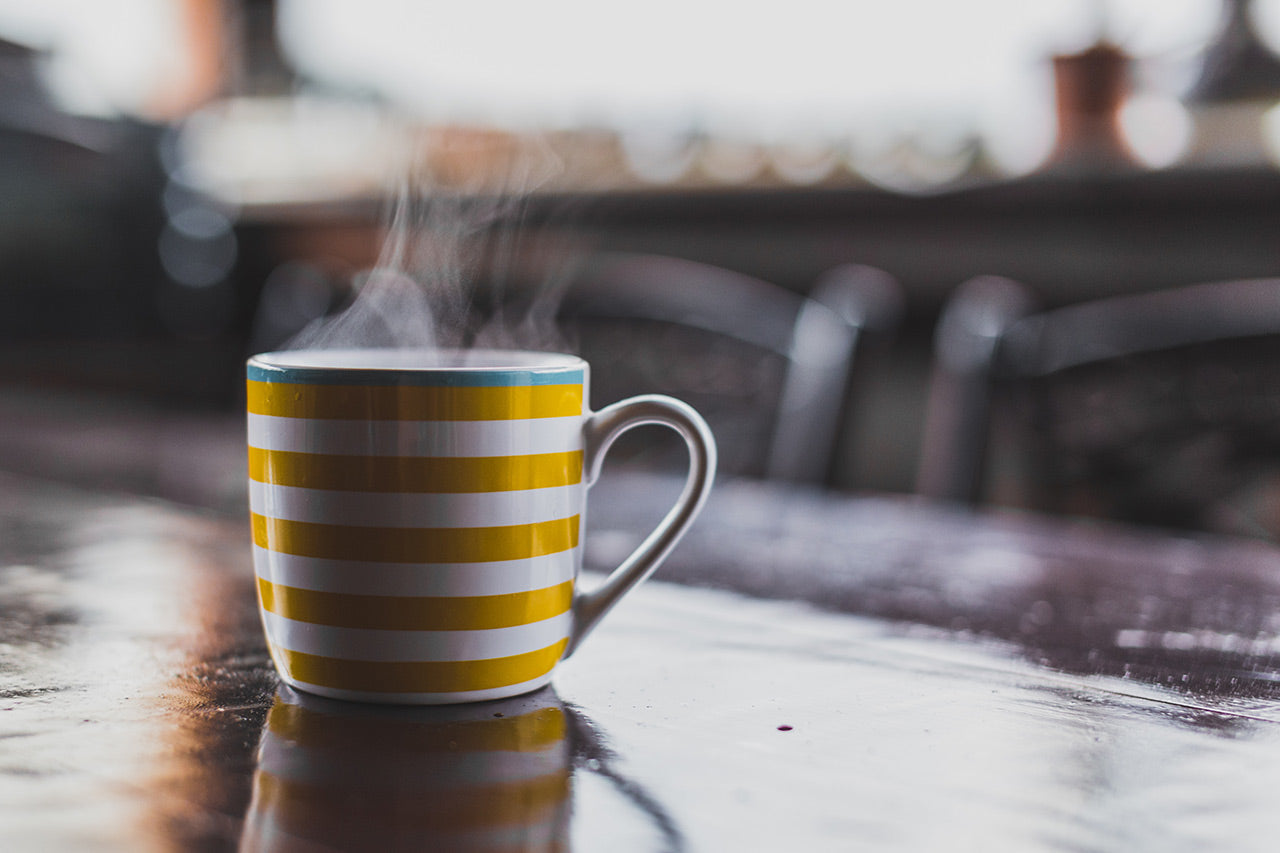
248,349,585,387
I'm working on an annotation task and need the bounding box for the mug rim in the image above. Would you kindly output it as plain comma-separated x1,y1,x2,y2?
249,347,584,374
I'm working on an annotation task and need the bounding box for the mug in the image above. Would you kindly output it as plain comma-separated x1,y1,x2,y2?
247,348,716,704
241,686,574,851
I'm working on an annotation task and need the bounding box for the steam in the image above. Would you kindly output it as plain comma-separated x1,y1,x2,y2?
287,131,572,357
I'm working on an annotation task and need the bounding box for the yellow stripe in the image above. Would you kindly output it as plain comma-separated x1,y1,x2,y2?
255,770,570,835
251,513,580,563
266,703,567,753
277,638,568,694
247,380,583,421
258,577,574,630
248,447,583,492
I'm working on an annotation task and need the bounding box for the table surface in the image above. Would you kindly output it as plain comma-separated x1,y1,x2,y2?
7,438,1280,852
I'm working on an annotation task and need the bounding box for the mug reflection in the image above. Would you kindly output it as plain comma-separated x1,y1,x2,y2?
241,686,573,852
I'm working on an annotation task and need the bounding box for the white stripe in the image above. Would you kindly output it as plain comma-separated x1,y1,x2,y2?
282,671,557,705
258,737,568,790
262,610,572,662
250,480,582,528
253,546,579,597
248,413,583,457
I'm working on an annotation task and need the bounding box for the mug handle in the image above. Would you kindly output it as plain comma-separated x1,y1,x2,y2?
564,394,717,657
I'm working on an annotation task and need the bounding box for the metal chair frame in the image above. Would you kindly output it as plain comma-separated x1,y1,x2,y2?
561,253,901,484
918,275,1280,505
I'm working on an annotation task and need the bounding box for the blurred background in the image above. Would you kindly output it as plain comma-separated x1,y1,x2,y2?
4,0,1280,530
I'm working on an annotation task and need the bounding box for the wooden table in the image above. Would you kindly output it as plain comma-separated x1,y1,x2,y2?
5,455,1280,850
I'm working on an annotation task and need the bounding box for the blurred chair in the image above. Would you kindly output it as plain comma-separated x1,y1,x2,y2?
0,37,168,343
918,275,1280,537
554,253,901,485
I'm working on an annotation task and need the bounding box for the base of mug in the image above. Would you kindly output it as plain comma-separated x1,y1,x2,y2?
277,671,558,705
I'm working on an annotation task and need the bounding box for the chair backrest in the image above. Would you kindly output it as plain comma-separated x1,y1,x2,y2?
557,253,900,485
918,276,1280,536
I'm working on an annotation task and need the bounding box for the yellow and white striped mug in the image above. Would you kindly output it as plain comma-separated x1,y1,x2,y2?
247,348,716,704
